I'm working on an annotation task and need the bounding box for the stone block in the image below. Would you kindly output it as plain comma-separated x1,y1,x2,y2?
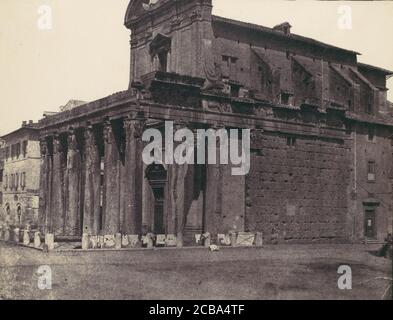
236,232,255,247
121,235,130,247
97,236,105,249
165,234,177,247
90,236,99,249
128,235,140,248
217,234,231,246
142,234,154,248
195,234,202,245
156,234,166,247
104,235,115,248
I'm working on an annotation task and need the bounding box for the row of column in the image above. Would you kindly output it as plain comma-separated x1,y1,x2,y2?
39,116,145,237
38,117,224,246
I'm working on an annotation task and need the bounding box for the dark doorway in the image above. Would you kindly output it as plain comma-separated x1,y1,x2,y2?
365,209,376,239
146,164,167,234
152,187,165,234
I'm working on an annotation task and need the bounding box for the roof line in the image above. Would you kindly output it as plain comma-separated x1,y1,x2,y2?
212,15,360,56
358,62,393,76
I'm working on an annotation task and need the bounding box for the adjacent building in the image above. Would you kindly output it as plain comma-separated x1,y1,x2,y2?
0,121,41,229
14,0,393,245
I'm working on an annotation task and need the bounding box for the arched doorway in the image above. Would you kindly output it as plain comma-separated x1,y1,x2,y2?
16,204,22,226
146,163,167,234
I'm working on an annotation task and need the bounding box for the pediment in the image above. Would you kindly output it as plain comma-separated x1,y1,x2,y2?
125,0,162,26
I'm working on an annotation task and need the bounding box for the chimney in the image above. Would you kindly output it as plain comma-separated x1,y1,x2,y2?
29,120,33,125
273,22,292,35
22,121,27,127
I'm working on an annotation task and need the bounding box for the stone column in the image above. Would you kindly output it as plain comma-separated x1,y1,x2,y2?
204,125,224,236
65,129,82,236
169,122,189,247
38,138,50,234
51,134,65,236
122,116,145,235
103,121,121,235
83,125,101,235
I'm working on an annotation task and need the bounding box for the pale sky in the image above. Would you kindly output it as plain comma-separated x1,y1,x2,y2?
0,0,392,136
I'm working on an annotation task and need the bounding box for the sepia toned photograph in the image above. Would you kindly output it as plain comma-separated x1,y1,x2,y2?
0,0,392,305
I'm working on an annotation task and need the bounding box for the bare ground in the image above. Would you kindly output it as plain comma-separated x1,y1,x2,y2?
0,242,391,300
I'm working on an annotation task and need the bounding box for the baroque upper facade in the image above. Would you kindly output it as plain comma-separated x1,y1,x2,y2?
19,0,393,245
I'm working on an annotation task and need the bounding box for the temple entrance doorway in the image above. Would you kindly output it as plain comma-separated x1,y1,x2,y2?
146,163,167,234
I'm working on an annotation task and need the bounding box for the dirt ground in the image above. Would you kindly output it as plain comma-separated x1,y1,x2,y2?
0,242,391,300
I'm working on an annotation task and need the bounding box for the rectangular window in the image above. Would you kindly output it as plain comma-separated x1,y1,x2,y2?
15,173,19,190
0,192,2,205
280,93,291,105
11,174,14,189
16,143,21,158
366,104,372,115
5,146,9,160
287,136,296,147
22,141,28,157
4,175,8,189
367,161,376,182
0,169,3,183
21,172,26,188
368,126,375,142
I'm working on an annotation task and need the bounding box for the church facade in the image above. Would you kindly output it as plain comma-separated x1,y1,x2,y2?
36,0,393,245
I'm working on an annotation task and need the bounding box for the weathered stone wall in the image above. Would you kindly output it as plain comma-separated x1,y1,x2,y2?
350,124,393,241
246,131,351,244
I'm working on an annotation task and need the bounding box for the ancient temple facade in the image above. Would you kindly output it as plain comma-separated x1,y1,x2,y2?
37,0,393,245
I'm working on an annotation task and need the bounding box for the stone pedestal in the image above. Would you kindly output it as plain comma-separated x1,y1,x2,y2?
13,228,20,243
115,233,122,249
82,233,90,250
4,227,10,242
34,232,41,248
23,230,30,245
45,233,55,251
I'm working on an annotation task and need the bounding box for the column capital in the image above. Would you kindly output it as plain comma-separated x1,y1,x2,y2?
123,115,146,139
103,120,113,144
